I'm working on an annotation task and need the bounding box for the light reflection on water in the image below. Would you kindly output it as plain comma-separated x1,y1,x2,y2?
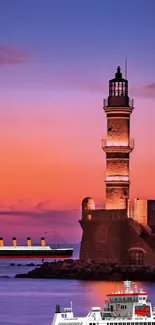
0,261,155,324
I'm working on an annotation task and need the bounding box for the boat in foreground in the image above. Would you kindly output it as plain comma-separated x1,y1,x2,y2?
0,237,73,259
52,280,155,325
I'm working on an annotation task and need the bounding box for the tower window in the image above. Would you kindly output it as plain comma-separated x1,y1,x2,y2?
129,249,144,265
124,190,128,196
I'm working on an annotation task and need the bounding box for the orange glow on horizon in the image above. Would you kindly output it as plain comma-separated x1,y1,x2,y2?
0,94,155,241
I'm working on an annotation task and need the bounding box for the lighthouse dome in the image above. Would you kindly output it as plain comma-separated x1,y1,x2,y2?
82,197,95,210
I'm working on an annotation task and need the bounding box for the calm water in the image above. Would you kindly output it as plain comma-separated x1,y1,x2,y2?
0,261,155,325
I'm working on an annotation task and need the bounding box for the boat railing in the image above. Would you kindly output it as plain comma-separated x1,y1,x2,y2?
104,300,109,304
101,316,132,321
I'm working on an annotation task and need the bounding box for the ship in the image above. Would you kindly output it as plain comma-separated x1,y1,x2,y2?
0,237,73,259
52,280,155,325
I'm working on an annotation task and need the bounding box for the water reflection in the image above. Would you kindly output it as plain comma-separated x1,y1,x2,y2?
0,279,155,324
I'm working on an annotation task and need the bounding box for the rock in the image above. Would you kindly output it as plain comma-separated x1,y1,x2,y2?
0,275,10,278
63,259,74,264
107,272,123,281
14,260,155,281
15,273,29,278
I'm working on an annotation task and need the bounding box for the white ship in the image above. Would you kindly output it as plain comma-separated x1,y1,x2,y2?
52,281,155,325
0,237,73,259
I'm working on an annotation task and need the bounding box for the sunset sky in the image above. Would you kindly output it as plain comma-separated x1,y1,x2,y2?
0,0,155,243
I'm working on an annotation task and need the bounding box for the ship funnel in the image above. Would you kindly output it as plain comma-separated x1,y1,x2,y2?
55,304,61,313
12,237,17,247
27,237,32,246
0,237,4,246
41,237,46,246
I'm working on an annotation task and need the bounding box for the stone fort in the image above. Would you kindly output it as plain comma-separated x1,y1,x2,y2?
79,67,155,266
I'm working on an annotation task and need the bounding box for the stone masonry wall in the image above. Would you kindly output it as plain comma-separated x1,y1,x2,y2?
106,187,129,209
121,219,155,265
79,212,155,265
79,219,122,262
106,159,129,177
107,118,129,145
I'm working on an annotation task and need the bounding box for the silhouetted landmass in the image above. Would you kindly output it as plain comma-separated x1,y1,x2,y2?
10,263,41,267
15,259,155,281
0,276,10,278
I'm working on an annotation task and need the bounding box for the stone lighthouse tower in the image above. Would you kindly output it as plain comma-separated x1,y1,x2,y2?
79,66,155,265
102,66,134,210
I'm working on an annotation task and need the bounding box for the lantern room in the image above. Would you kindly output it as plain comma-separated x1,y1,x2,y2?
109,66,128,97
104,66,134,108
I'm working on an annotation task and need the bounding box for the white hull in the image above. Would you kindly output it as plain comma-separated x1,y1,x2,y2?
51,281,155,325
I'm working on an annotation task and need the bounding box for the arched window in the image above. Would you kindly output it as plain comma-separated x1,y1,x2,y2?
129,248,145,265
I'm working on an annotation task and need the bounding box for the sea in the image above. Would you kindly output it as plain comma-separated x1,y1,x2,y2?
1,257,155,325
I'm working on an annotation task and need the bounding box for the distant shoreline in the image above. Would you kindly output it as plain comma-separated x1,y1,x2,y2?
15,259,155,281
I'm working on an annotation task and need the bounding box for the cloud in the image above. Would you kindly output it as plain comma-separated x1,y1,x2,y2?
145,83,155,90
0,45,28,65
130,83,155,99
0,200,81,243
0,200,80,228
0,206,81,243
0,208,78,226
35,200,53,211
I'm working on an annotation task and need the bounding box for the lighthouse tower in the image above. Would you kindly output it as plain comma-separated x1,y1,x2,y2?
79,66,155,265
102,66,134,210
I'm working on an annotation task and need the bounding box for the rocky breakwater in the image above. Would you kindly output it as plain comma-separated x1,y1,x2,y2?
15,259,155,280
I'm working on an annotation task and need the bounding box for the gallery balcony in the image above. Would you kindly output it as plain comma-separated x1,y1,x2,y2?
103,97,134,109
102,138,134,153
105,175,129,183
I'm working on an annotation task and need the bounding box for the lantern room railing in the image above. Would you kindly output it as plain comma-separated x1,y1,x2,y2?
103,97,134,108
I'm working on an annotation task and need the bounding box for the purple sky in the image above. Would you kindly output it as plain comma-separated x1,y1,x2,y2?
0,0,155,243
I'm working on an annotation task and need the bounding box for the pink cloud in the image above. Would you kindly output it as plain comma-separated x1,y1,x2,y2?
46,74,155,99
35,200,53,211
145,83,155,90
0,200,81,243
0,44,28,65
130,83,155,99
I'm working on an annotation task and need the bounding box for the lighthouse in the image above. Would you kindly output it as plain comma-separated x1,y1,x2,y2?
79,66,155,266
102,66,134,210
